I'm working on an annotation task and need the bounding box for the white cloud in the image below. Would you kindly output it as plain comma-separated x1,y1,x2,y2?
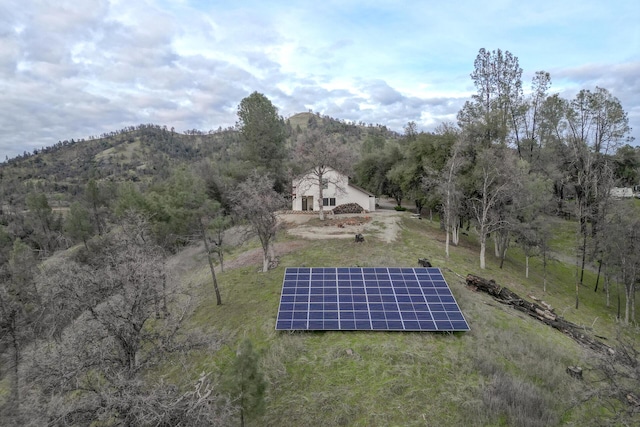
0,0,638,160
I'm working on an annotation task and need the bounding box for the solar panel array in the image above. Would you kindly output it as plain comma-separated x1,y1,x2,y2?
276,267,470,331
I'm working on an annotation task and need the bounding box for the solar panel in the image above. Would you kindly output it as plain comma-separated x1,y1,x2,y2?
275,267,470,331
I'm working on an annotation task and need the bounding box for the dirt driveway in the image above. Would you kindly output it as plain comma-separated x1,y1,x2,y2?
280,210,402,243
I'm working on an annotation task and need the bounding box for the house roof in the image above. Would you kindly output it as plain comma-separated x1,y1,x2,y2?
292,166,375,197
292,165,346,181
348,182,375,197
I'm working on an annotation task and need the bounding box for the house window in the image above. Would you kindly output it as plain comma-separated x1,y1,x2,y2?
323,198,336,206
321,178,329,189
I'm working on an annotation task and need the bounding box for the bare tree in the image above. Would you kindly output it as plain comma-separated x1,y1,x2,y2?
0,280,28,419
293,129,355,220
85,179,108,236
439,139,466,258
518,71,551,164
233,173,286,272
467,145,523,269
593,337,640,425
600,204,640,324
199,208,224,306
20,214,233,425
564,87,630,308
197,200,231,306
0,238,41,419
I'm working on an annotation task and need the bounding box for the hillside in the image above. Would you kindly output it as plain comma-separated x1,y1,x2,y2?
0,112,637,425
166,208,638,426
0,125,240,207
0,115,398,210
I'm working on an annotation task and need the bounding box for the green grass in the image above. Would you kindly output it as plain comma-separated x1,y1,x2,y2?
287,112,315,131
94,138,142,163
172,215,638,425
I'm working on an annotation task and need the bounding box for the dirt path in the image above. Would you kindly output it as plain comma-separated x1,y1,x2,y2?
167,211,403,277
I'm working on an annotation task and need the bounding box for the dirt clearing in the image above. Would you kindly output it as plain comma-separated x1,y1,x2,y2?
280,210,402,243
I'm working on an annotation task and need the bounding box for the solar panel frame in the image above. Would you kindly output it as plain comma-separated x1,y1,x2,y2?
275,267,470,332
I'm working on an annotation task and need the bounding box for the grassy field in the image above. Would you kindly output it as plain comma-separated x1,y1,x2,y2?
174,213,638,426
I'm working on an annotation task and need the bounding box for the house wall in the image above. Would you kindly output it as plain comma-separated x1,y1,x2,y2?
344,187,376,212
292,168,375,212
611,187,634,198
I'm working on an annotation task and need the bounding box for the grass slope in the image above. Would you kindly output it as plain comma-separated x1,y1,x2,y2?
176,214,636,426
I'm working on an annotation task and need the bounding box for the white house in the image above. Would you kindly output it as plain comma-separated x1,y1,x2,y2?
292,167,376,212
611,187,634,198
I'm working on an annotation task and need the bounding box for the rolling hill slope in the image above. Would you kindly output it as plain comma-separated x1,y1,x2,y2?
172,210,637,426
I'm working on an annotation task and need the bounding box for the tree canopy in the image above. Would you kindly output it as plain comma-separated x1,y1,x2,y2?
237,92,287,189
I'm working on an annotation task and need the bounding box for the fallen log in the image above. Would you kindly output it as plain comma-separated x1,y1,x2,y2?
466,274,501,297
466,274,613,355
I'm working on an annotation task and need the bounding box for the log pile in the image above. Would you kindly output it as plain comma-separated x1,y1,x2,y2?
332,203,365,214
466,274,614,355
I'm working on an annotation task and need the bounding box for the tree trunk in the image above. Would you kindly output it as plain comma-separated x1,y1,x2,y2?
604,269,610,307
260,241,275,272
625,285,631,325
201,221,222,305
616,281,621,320
525,256,529,279
580,231,587,286
575,199,585,309
318,176,325,221
262,250,269,273
162,272,168,316
445,210,451,258
594,260,602,292
445,228,450,259
93,207,103,236
542,250,548,293
452,220,459,245
575,238,581,310
498,232,509,269
631,282,635,324
10,316,20,406
480,233,487,269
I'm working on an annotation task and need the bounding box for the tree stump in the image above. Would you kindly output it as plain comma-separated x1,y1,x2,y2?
418,258,432,267
566,366,583,380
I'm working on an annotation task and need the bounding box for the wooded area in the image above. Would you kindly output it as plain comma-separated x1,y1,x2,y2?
0,49,638,425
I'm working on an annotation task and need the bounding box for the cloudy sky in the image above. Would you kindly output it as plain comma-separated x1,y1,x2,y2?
1,0,638,161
